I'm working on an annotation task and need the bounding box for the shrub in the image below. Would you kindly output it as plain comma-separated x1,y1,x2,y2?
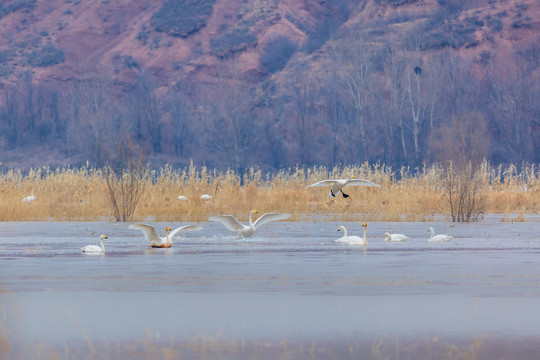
0,0,37,18
259,36,297,74
151,0,216,38
26,44,65,67
136,25,150,45
376,0,419,6
210,27,257,57
443,161,486,222
103,140,149,222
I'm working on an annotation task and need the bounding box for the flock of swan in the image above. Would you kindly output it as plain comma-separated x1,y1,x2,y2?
82,218,453,254
17,176,451,254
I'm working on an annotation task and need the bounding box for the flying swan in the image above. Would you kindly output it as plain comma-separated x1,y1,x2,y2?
335,223,368,246
384,232,408,242
22,189,36,203
208,210,291,238
307,176,380,198
428,227,453,242
129,223,202,248
81,234,108,254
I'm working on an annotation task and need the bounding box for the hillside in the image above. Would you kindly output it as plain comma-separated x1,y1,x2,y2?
0,0,537,89
0,0,540,170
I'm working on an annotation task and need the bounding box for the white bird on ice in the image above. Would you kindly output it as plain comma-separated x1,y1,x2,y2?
81,235,108,254
384,232,408,242
428,227,453,242
129,223,202,248
335,223,368,246
208,210,290,238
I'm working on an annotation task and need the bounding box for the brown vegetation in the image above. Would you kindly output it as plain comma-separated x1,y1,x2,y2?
1,162,539,222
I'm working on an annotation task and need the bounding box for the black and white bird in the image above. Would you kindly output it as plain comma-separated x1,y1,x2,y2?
307,176,380,198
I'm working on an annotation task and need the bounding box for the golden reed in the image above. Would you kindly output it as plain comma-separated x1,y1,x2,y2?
1,162,538,222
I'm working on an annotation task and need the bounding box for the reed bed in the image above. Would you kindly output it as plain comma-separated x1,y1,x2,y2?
1,162,540,222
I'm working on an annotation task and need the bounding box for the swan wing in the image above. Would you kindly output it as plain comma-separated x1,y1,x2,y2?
129,223,161,243
168,224,202,240
253,213,291,229
208,215,244,231
430,234,453,242
347,179,381,187
81,245,102,253
336,236,364,245
306,180,338,188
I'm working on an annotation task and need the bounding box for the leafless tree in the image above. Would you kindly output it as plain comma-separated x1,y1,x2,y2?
164,84,194,157
65,64,118,165
328,28,373,162
132,72,162,153
197,62,259,172
102,139,149,222
443,161,486,222
429,112,490,166
487,58,537,161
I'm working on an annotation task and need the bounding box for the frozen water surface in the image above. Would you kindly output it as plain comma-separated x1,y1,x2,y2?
1,218,540,359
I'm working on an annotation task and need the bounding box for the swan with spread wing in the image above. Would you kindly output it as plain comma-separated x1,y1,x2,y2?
209,210,290,238
307,176,380,198
129,223,202,248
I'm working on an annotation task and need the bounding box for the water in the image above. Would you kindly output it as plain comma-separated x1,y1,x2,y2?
1,219,540,359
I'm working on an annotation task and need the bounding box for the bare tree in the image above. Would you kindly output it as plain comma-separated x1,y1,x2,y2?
487,58,536,162
286,75,321,166
103,139,149,222
429,112,490,166
66,64,118,165
443,161,486,222
0,87,22,147
164,84,194,157
198,62,259,172
132,72,162,153
329,28,373,161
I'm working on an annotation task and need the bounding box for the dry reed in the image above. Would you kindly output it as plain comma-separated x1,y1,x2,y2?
1,161,540,222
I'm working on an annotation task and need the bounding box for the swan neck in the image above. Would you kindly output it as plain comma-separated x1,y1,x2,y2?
363,226,367,245
249,211,255,227
341,227,347,237
100,239,104,251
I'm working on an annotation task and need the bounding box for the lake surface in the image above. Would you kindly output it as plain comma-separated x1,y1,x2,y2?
1,218,540,359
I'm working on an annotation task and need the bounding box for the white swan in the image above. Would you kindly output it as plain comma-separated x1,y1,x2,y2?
129,223,202,248
81,235,107,254
22,189,36,203
307,176,380,198
384,232,408,242
177,195,188,200
335,223,367,246
209,210,291,238
428,227,453,242
200,194,213,200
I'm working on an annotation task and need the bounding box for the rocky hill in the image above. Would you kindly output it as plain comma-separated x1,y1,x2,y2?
0,0,537,90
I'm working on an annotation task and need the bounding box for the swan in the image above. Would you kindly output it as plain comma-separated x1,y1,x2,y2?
81,235,107,254
177,195,188,200
428,227,453,242
384,232,408,242
200,194,213,200
129,223,202,248
209,210,291,238
335,223,367,246
22,189,36,203
307,176,380,198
